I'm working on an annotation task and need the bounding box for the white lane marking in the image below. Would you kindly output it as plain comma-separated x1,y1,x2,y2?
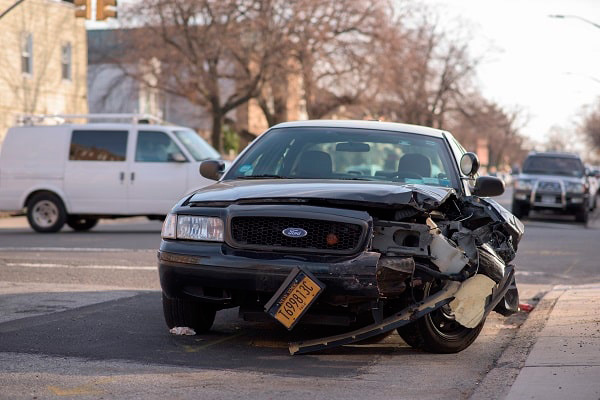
5,263,156,271
0,247,155,252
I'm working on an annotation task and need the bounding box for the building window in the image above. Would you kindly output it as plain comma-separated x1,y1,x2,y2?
61,42,72,81
21,33,33,75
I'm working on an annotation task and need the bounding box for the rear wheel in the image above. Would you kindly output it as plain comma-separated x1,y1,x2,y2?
162,293,216,333
26,192,67,233
397,281,485,353
67,216,99,231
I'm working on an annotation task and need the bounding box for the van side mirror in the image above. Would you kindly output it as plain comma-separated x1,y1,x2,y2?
460,153,480,176
473,176,505,197
199,160,225,181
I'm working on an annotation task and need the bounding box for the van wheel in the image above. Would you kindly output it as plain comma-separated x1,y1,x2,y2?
67,216,99,231
162,293,216,333
26,193,67,233
397,280,485,353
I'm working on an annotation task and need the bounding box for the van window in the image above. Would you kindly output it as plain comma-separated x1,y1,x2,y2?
70,130,128,161
135,131,185,162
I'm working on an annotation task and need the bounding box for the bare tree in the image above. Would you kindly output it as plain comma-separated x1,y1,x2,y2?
114,0,292,151
581,98,600,152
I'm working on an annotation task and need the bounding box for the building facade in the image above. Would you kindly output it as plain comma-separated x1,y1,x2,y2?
0,0,88,143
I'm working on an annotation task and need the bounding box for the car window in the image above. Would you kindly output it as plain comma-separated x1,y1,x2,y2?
523,156,584,177
225,127,459,189
174,130,220,161
69,130,128,161
135,131,185,162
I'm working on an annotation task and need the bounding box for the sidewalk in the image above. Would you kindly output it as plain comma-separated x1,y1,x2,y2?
506,284,600,399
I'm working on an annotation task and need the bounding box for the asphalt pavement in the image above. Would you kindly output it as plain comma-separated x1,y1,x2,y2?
0,188,598,399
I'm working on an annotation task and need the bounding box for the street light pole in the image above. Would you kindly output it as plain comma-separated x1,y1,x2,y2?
549,14,600,30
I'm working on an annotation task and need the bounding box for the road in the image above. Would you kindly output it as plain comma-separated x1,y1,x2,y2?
0,188,598,399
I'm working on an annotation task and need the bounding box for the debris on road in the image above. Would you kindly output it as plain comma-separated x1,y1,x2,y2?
519,303,535,312
169,327,196,336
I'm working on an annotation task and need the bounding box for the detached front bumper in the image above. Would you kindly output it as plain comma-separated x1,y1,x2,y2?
158,240,381,308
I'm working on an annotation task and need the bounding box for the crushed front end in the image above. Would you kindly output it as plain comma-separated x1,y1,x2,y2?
158,181,523,355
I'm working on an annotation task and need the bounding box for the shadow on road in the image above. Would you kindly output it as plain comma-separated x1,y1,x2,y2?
0,292,410,378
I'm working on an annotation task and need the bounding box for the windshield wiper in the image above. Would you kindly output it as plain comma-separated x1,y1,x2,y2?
237,174,286,179
338,177,377,181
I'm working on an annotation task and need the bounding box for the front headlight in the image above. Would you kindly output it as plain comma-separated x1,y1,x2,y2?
565,181,585,193
161,214,224,241
161,213,177,239
514,179,533,190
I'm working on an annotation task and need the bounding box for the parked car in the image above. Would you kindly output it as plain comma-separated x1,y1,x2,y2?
158,120,523,355
0,114,223,232
512,152,597,222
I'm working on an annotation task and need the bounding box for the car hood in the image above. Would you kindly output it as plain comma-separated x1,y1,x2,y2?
187,179,457,211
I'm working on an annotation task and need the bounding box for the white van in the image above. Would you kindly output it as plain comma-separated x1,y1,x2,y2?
0,114,222,232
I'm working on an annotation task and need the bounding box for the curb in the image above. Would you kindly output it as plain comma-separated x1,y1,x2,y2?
469,288,564,400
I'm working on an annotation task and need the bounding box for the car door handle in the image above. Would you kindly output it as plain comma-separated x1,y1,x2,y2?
119,172,125,182
131,172,135,182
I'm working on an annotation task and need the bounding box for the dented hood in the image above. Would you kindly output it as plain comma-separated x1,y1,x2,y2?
187,179,456,210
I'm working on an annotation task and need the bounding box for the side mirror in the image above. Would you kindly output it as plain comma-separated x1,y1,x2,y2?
473,176,505,197
460,152,480,176
168,152,187,162
199,160,225,181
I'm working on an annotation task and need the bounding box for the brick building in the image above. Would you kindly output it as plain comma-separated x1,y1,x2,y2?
0,0,88,143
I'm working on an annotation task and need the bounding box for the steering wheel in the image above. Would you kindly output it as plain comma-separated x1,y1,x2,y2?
395,171,423,180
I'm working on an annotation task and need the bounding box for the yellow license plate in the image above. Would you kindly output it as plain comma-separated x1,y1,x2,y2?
265,268,324,330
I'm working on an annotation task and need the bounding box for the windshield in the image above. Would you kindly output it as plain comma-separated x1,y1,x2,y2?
224,127,459,189
522,156,584,177
174,130,220,161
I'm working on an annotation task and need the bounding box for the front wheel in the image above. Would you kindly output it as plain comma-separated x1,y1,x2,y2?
397,281,485,353
67,216,99,231
162,293,216,333
575,205,589,223
511,201,529,220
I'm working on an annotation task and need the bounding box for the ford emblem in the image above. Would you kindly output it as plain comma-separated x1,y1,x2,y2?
282,227,308,238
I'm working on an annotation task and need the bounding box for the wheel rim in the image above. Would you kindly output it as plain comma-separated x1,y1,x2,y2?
32,200,59,228
424,281,473,341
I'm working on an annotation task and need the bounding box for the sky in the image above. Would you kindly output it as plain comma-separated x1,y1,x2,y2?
424,0,600,144
88,0,600,145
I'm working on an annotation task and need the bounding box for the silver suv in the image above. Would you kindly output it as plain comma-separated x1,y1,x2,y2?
512,152,596,222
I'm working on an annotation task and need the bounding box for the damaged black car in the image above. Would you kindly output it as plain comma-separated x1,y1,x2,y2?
158,120,524,355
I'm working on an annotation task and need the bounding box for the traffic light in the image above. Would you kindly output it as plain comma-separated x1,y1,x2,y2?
97,0,117,21
74,0,91,19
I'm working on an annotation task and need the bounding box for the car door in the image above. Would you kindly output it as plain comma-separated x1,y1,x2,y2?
64,129,131,214
128,129,189,215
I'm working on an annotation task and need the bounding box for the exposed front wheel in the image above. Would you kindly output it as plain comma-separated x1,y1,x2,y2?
26,193,67,233
67,216,99,231
162,293,216,333
397,281,485,353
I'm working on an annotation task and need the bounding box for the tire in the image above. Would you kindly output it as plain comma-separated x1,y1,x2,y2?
26,192,67,233
511,201,528,219
162,293,216,333
66,216,99,231
575,205,589,223
397,281,485,353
